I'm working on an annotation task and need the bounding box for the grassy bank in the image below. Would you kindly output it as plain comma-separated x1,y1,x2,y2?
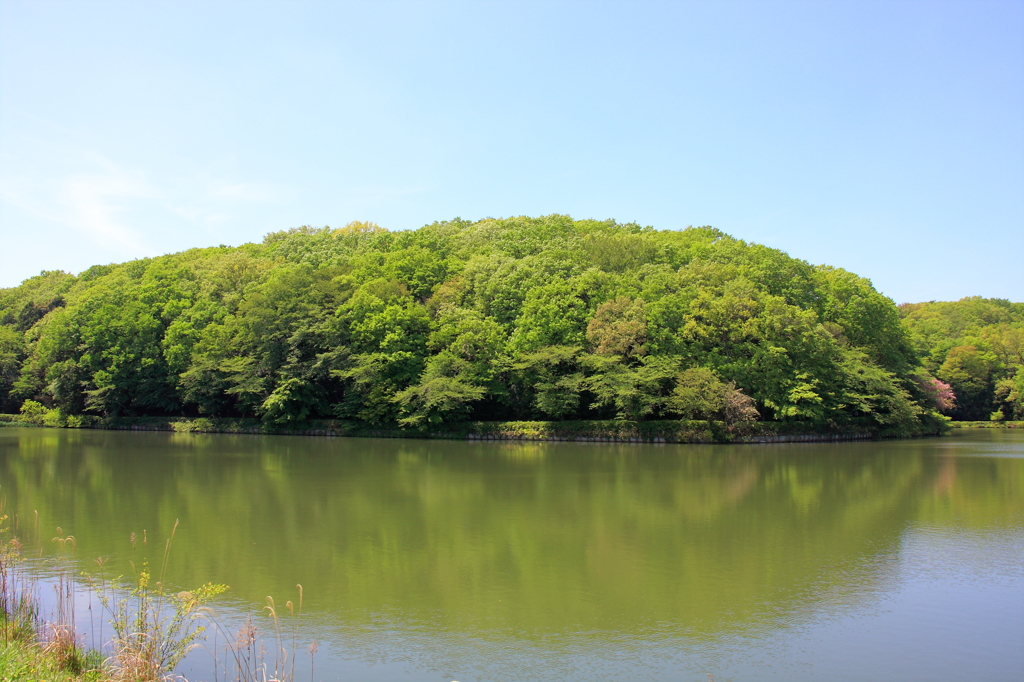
948,420,1024,429
0,413,949,442
0,641,104,681
2,505,103,681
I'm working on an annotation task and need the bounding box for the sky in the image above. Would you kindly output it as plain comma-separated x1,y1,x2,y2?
0,0,1021,304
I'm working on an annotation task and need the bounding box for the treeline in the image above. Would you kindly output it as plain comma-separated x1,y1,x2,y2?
0,216,960,433
899,297,1024,421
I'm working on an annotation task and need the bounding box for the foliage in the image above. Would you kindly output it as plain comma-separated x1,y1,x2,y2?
668,366,759,425
586,296,648,358
96,521,228,681
16,400,88,428
103,576,226,681
0,215,955,432
900,298,1024,420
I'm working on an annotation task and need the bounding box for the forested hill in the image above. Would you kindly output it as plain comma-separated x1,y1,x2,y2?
0,216,956,433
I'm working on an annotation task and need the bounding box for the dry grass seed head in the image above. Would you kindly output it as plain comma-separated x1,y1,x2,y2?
42,622,84,673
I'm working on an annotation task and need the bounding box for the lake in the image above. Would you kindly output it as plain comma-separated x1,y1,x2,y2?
1,427,1021,681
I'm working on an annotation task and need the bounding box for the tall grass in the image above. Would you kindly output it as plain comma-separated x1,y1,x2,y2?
92,519,228,681
2,502,95,676
1,501,38,645
0,510,315,682
45,527,90,674
206,585,310,682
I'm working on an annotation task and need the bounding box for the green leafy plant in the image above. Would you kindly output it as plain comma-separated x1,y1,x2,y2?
96,520,228,681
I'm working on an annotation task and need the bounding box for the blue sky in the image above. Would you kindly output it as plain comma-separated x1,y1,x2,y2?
1,0,1021,303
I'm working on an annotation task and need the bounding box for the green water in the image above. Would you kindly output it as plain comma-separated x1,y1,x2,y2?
1,427,1022,681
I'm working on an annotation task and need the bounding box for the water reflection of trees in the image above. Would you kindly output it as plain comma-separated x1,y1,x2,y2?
1,428,1021,640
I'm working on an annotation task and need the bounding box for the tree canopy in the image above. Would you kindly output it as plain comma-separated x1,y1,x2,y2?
0,216,956,431
899,297,1024,421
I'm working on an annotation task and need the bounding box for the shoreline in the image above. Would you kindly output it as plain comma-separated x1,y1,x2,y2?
0,414,958,444
947,421,1024,429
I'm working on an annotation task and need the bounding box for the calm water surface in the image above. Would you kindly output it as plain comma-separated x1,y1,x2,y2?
1,427,1022,681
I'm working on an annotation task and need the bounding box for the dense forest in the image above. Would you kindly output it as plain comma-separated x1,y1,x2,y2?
0,215,1003,433
899,298,1024,421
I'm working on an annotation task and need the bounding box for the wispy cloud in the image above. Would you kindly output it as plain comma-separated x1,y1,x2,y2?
0,110,301,265
1,156,156,257
1,145,299,256
59,170,156,253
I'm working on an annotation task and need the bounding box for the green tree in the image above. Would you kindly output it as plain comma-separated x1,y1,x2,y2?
586,297,647,358
0,325,24,412
667,366,759,425
937,345,998,420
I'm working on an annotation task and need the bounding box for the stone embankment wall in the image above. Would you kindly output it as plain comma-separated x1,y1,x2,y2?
1,413,932,443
